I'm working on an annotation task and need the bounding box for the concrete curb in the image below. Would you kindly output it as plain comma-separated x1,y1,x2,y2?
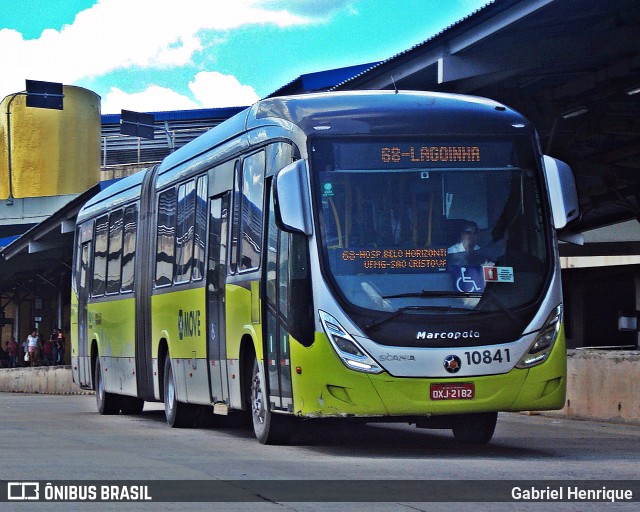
0,366,93,395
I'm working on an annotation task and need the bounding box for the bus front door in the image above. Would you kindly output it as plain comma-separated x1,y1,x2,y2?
206,195,229,404
264,185,294,412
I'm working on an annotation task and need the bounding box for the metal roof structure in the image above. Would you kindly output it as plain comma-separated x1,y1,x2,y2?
266,62,380,97
100,106,245,167
332,0,640,244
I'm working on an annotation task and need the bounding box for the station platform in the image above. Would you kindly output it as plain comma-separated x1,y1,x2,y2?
0,365,89,395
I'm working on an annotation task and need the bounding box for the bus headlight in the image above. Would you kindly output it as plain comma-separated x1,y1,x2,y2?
516,305,562,368
319,310,383,374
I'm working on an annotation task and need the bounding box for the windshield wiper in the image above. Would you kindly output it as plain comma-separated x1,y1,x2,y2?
365,305,470,331
377,289,519,326
382,290,481,299
477,288,519,324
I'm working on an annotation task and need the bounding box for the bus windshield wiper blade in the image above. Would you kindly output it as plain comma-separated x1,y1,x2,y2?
382,290,482,299
479,289,519,324
365,305,469,331
380,290,518,325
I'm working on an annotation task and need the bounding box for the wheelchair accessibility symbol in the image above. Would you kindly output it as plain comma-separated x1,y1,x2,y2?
455,266,482,292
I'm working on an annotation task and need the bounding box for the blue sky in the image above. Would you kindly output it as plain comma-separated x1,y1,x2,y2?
0,0,490,114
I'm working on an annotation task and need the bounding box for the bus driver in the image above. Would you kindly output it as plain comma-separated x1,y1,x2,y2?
447,220,480,255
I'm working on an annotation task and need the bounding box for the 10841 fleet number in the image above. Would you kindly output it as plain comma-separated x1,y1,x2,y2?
464,348,511,366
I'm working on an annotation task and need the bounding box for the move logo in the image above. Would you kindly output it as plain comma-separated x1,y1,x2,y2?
178,309,202,340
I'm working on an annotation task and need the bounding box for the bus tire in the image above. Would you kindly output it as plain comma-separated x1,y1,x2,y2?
452,412,498,444
120,396,144,415
95,358,120,415
163,356,194,428
250,358,293,445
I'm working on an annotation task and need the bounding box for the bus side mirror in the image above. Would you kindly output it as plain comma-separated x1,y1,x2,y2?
618,312,639,332
543,156,580,230
274,160,313,236
288,233,314,347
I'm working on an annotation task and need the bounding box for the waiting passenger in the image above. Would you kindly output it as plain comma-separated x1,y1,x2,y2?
26,330,40,367
42,337,54,366
6,337,18,368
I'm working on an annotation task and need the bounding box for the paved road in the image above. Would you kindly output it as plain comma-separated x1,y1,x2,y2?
0,392,638,511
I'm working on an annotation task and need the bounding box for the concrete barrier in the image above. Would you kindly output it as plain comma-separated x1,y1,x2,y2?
557,349,640,425
0,366,92,395
1,350,638,425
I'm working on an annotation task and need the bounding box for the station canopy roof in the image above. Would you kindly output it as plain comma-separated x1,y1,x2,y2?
0,183,111,301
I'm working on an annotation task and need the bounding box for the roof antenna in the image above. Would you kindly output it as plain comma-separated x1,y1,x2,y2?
391,76,398,94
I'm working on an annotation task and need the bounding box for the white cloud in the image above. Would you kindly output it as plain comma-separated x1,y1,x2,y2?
102,85,200,114
263,0,353,17
189,72,260,108
0,0,316,101
101,71,260,114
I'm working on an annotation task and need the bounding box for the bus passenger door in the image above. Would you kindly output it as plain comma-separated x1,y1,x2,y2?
78,241,92,386
263,184,295,412
206,194,230,404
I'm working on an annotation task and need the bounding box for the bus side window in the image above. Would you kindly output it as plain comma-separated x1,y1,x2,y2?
106,208,123,295
267,142,293,174
73,227,82,295
121,204,137,293
238,151,265,271
277,229,289,316
192,176,208,281
229,161,240,274
155,187,177,287
80,243,90,292
92,214,109,297
175,180,196,284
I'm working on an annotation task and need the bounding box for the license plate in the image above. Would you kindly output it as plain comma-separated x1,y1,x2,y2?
430,382,475,400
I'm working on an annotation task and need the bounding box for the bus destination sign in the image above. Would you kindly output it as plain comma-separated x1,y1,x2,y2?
326,139,514,170
381,145,480,164
338,247,448,273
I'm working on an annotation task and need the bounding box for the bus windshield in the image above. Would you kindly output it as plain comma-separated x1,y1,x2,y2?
311,137,549,316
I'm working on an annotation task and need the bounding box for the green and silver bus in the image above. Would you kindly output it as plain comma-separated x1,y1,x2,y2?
71,91,578,444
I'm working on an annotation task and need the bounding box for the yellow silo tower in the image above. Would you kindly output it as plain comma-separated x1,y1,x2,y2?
0,84,100,232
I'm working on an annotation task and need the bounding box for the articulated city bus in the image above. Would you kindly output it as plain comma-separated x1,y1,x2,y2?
71,91,578,444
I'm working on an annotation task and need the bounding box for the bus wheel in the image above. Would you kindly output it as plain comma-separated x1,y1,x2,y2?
452,412,498,444
250,358,292,445
163,356,194,428
95,358,120,415
120,396,144,415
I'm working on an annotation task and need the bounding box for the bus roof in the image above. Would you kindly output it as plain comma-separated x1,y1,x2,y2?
253,90,529,135
77,169,146,223
157,91,530,175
